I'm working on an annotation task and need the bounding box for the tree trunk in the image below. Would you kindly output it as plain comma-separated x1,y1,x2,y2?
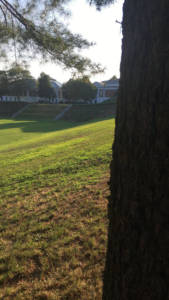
103,0,169,299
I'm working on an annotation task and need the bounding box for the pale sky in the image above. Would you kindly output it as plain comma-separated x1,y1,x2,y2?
30,0,124,84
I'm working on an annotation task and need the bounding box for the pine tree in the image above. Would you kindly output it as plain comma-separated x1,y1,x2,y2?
101,0,169,299
0,0,102,74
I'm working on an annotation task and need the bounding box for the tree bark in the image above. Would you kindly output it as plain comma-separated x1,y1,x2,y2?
103,0,169,299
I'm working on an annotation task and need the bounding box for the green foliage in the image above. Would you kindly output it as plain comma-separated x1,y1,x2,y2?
89,0,115,10
62,77,97,102
0,64,37,96
111,75,118,80
10,77,36,96
0,70,9,95
8,65,37,96
0,0,103,74
37,72,55,98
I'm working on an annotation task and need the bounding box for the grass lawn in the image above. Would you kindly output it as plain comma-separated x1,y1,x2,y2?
0,116,115,299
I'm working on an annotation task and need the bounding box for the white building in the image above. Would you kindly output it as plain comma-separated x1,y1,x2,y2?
93,79,119,103
0,95,39,103
0,79,63,104
50,79,63,103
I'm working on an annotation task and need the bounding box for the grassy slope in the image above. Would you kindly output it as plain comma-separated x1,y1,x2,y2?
0,116,115,299
63,103,116,123
0,102,27,118
17,104,69,120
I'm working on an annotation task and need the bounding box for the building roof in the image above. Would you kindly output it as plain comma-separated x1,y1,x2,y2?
93,79,119,89
93,81,104,88
102,79,119,86
50,79,62,88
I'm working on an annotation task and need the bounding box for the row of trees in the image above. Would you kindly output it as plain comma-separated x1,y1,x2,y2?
0,66,56,98
0,65,97,102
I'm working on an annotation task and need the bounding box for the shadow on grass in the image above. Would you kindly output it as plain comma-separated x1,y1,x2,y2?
0,115,115,134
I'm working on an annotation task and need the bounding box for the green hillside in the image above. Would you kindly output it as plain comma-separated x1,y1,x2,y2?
0,102,26,118
63,103,116,122
15,103,116,121
0,117,115,299
17,103,68,120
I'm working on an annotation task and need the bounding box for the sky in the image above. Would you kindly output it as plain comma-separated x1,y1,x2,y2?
30,0,124,84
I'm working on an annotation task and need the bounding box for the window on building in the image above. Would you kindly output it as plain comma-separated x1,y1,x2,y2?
105,90,116,97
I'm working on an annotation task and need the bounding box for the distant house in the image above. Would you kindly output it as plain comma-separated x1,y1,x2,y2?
93,79,119,103
50,79,63,103
0,79,63,104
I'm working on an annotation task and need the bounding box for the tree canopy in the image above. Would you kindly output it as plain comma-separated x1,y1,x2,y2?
0,64,36,96
0,0,103,74
62,77,97,102
111,75,118,80
37,72,55,98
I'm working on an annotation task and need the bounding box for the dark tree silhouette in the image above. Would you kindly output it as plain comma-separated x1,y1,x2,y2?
38,73,55,98
103,0,169,299
62,77,97,102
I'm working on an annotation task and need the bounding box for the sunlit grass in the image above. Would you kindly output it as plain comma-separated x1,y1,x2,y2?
0,116,115,299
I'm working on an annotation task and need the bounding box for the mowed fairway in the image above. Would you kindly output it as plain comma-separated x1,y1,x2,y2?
0,116,115,299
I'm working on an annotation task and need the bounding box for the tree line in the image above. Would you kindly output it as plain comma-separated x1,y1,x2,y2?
0,65,97,102
0,65,55,98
